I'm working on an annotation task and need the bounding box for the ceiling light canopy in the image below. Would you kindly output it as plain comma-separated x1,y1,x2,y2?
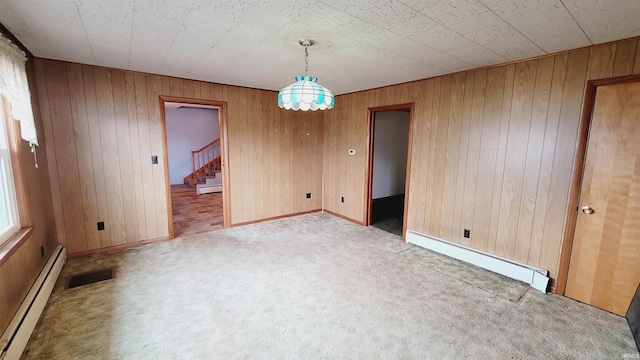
278,39,334,111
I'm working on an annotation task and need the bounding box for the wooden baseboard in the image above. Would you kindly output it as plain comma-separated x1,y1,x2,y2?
67,237,172,258
231,209,322,227
69,210,327,257
322,209,365,226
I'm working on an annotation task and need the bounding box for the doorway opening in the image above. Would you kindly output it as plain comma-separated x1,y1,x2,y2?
160,96,230,237
366,104,413,238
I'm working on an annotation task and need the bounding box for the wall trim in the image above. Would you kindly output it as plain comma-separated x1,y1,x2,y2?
365,103,414,240
0,227,34,267
67,236,171,258
159,96,232,235
322,209,365,226
232,209,322,227
406,230,550,293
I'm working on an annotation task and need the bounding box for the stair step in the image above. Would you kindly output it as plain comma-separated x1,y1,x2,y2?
205,176,222,185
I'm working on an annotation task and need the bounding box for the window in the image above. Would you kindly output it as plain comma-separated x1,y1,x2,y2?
0,101,19,245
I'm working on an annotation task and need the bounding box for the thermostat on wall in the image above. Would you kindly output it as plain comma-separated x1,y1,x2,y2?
348,149,356,155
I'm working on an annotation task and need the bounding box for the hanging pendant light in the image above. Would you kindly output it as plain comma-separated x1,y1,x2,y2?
278,39,334,111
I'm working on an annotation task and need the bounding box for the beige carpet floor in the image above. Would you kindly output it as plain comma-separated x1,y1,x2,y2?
23,213,639,359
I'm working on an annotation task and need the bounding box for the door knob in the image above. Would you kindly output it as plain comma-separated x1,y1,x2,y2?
581,206,594,214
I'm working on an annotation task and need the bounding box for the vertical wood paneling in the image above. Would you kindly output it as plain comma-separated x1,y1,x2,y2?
44,61,86,253
487,64,515,254
322,37,640,282
439,74,465,239
183,79,194,99
496,60,537,260
34,59,66,245
95,67,127,246
424,77,441,234
430,76,451,236
634,42,640,74
414,79,435,231
450,73,474,245
124,72,148,241
514,58,553,263
170,77,183,97
112,70,138,243
337,95,349,216
542,49,589,278
515,57,553,263
279,102,291,218
438,73,465,239
146,75,168,237
37,59,324,252
472,66,505,251
460,70,486,247
134,73,157,239
250,89,262,219
262,91,275,216
83,65,110,247
66,63,100,250
405,80,426,231
587,43,616,80
530,54,568,267
612,39,637,77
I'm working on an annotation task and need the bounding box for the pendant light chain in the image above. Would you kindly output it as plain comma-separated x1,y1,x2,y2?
304,44,309,75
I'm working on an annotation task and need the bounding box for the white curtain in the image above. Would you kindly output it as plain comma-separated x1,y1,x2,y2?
0,35,38,148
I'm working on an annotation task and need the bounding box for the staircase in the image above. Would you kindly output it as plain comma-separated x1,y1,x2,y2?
183,138,221,194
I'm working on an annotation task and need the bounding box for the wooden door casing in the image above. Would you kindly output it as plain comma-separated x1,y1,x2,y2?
565,81,640,316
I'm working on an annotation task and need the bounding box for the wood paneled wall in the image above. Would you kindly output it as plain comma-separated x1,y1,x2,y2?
0,58,58,335
323,38,640,281
34,59,323,255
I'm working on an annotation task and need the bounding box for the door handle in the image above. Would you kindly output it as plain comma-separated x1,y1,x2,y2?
581,206,594,215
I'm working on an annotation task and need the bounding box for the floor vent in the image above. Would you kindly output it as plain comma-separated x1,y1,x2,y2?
67,268,114,289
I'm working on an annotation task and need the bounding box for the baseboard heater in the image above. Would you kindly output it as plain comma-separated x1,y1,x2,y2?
196,184,222,195
0,245,66,360
406,231,549,293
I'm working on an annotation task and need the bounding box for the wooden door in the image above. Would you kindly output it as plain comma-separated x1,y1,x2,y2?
565,81,640,316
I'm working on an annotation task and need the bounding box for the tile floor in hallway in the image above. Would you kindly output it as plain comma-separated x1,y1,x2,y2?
171,185,223,236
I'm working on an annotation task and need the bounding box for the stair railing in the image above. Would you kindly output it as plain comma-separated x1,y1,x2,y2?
184,138,221,188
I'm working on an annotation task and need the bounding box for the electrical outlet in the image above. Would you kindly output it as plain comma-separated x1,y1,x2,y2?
306,193,311,199
464,229,470,238
341,196,344,203
97,221,105,231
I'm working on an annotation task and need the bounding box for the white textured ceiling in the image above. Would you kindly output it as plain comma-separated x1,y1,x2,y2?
1,0,640,95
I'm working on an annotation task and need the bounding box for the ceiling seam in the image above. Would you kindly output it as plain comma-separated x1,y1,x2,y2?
73,0,98,64
316,0,479,69
181,4,254,78
477,0,548,55
559,0,593,45
128,0,136,69
155,0,198,75
396,0,508,66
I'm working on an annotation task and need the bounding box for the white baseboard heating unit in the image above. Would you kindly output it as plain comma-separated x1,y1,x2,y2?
0,245,66,360
406,231,550,293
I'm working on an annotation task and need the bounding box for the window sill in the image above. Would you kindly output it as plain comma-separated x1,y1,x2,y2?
0,226,35,267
